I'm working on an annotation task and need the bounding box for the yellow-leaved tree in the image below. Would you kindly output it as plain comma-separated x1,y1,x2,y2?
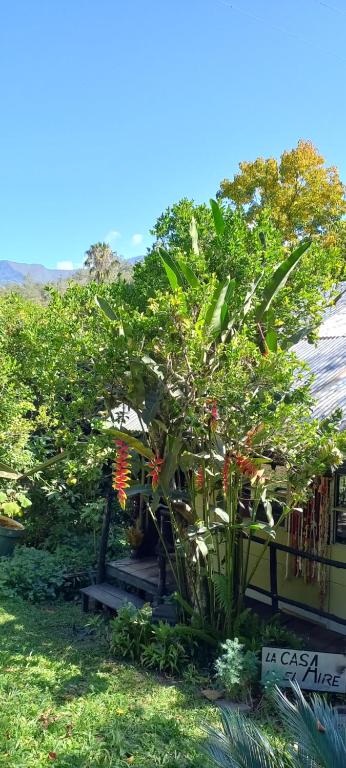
219,140,346,243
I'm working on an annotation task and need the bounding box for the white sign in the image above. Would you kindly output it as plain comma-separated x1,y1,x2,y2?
262,647,346,693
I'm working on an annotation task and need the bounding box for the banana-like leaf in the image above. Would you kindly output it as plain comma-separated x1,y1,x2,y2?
159,435,183,493
196,536,209,557
265,329,278,353
20,452,66,479
0,452,66,481
178,259,200,289
281,324,314,349
214,508,229,524
255,240,311,323
159,247,185,291
0,462,20,480
204,277,234,338
95,295,118,322
141,355,165,380
0,470,20,480
126,484,153,497
210,198,225,237
105,428,154,460
189,215,199,256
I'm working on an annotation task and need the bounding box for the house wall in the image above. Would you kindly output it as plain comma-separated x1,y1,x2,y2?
247,523,346,633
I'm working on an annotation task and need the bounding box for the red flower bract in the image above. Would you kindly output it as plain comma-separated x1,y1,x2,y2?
196,465,205,491
148,455,164,491
209,399,218,432
223,454,231,494
236,454,257,478
113,439,131,510
236,454,264,485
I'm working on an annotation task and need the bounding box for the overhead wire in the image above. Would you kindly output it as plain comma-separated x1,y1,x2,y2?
212,0,346,66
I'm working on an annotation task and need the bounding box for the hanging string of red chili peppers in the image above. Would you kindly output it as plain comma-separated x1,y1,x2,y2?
287,476,331,610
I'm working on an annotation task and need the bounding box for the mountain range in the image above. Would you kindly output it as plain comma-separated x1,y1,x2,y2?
0,256,143,286
0,260,76,285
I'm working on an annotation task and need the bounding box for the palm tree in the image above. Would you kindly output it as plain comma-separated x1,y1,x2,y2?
84,242,120,283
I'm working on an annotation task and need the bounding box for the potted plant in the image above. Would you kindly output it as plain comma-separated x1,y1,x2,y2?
0,489,28,556
0,453,66,557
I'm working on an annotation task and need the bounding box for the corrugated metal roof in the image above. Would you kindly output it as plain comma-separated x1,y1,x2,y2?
294,288,346,429
109,405,146,433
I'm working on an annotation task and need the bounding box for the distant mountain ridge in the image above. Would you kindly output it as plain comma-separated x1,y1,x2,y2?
0,256,144,286
0,260,75,285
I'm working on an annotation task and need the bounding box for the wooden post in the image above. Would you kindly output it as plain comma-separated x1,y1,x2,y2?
97,476,113,584
269,543,279,613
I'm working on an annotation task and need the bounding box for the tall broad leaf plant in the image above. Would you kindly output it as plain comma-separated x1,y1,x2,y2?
96,200,340,639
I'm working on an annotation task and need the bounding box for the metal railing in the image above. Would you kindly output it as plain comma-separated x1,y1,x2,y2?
248,535,346,628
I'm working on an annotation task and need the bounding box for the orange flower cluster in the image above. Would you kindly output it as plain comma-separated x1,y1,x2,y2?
196,465,205,491
148,455,164,491
223,454,231,494
113,439,131,510
236,454,264,484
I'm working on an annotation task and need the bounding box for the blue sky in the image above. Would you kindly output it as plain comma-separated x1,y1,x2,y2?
1,0,346,269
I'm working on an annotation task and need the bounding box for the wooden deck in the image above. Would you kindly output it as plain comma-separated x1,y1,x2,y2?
106,556,176,597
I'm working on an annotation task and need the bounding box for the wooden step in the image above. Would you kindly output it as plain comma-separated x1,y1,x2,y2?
106,556,160,595
80,582,145,613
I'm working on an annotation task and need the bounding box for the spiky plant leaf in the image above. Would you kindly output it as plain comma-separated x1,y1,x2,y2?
204,709,284,768
274,681,346,768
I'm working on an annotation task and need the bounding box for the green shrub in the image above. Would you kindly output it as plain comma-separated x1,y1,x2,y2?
0,547,65,602
215,638,259,700
110,602,153,662
235,609,303,652
141,622,190,675
110,603,195,675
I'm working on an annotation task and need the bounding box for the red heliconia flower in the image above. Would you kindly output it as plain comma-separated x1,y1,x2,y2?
207,399,218,432
148,455,164,491
223,454,231,494
196,465,205,491
113,439,131,510
236,454,265,485
236,454,258,479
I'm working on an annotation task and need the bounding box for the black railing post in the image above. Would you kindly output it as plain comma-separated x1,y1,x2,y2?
269,542,279,613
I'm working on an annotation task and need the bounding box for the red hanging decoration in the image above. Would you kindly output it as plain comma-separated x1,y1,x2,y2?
113,439,131,510
148,455,164,491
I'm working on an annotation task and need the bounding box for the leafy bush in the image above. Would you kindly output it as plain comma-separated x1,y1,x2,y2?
141,621,190,675
0,547,65,602
110,603,194,674
235,609,303,652
215,638,259,700
110,602,153,662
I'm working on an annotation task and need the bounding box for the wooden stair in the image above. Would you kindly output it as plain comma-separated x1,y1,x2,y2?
80,582,145,613
106,556,176,597
80,556,177,618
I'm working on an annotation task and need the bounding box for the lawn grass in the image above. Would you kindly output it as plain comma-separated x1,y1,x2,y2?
0,597,214,768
